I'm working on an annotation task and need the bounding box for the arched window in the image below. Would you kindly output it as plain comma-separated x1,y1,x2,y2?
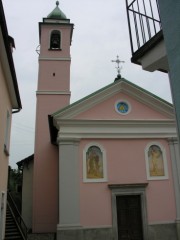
50,30,61,49
83,143,107,182
145,142,168,180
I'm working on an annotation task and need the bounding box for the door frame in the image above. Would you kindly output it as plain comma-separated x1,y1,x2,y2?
109,183,149,240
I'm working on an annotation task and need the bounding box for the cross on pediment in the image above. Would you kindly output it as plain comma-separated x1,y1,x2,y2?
112,55,125,80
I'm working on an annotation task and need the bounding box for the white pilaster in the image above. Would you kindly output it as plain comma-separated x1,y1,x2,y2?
168,138,180,239
57,139,81,230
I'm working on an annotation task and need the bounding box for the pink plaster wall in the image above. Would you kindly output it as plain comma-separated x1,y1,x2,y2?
0,62,12,196
0,57,13,239
75,93,170,120
33,96,60,232
33,94,71,232
80,183,112,226
79,139,176,227
38,61,70,91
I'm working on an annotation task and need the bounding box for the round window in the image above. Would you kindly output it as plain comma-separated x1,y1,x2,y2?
115,100,131,115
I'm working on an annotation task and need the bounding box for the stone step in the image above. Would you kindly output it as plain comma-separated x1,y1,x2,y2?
4,236,23,240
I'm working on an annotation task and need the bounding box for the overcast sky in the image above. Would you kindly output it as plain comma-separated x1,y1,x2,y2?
3,0,172,168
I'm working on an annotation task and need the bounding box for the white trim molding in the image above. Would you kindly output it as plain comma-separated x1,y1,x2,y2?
55,119,177,141
36,90,71,95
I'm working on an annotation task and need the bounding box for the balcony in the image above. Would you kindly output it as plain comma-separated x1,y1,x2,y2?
126,0,169,72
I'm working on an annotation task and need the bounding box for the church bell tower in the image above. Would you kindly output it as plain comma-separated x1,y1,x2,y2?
33,2,74,233
37,1,73,107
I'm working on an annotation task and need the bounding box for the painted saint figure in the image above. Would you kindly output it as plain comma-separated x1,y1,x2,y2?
86,146,103,179
148,145,165,176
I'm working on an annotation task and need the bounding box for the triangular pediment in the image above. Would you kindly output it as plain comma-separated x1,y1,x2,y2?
49,79,176,143
52,78,174,121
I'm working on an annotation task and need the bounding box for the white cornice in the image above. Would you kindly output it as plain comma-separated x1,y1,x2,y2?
39,57,71,61
36,90,71,95
121,84,173,118
56,119,177,141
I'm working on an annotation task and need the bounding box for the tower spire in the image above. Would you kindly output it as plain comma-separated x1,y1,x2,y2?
47,1,67,20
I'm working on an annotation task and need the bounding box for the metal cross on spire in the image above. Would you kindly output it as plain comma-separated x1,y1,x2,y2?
111,55,125,80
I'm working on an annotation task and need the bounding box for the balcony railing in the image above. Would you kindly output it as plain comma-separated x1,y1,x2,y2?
126,0,162,55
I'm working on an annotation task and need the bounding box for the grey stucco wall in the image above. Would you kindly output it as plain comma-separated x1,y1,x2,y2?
22,161,33,230
28,224,178,240
158,0,180,138
149,223,177,240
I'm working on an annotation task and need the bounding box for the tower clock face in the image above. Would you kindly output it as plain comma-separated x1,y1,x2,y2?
115,100,131,115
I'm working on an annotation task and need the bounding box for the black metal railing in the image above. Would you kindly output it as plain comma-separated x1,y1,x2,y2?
7,191,28,240
126,0,162,54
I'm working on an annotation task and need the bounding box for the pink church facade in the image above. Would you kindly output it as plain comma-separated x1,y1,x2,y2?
23,2,180,240
51,80,178,240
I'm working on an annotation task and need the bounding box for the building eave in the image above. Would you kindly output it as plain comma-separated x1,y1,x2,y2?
130,30,169,73
16,154,34,170
0,0,22,110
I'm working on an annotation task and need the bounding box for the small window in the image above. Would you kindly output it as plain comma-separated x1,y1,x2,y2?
4,111,11,155
145,142,168,180
50,30,61,49
83,143,107,183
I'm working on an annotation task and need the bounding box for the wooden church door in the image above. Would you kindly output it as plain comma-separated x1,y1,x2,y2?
116,195,143,240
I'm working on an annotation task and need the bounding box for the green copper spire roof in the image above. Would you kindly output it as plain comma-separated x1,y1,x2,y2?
47,1,67,20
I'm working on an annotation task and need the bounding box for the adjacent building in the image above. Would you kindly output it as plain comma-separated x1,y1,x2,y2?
0,0,22,239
